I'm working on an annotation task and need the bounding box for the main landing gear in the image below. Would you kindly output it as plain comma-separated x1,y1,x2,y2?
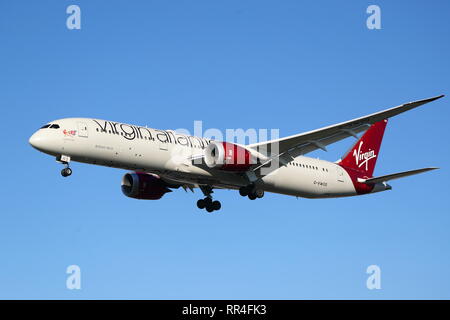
239,184,264,200
197,197,221,213
197,185,221,213
57,155,72,177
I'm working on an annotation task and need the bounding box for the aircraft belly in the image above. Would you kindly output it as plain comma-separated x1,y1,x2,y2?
261,166,319,198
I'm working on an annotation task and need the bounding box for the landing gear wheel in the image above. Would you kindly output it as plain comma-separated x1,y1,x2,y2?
212,200,221,211
204,197,212,206
197,197,221,212
239,186,249,197
248,193,257,200
255,189,264,198
197,199,206,209
204,197,214,212
61,167,72,177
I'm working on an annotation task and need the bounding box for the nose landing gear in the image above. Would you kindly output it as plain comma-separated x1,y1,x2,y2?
61,167,72,177
57,155,72,177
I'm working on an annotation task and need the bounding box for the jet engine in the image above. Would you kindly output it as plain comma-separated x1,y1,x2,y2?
204,141,255,171
121,172,172,200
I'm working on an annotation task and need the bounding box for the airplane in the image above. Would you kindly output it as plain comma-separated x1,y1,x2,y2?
29,95,444,212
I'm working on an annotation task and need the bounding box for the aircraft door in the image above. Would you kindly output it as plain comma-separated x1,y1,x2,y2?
336,166,345,182
77,122,88,138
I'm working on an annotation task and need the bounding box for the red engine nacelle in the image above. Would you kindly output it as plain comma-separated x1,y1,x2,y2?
121,172,172,200
204,141,255,171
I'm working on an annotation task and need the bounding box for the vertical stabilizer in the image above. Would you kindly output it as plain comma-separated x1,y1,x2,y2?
339,119,388,177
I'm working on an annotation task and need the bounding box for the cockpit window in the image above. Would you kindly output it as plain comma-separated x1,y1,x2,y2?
40,124,60,129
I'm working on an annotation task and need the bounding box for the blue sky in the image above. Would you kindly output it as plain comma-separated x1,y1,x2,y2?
0,0,449,299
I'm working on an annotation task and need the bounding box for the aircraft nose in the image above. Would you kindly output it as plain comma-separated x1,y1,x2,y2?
29,132,45,150
29,127,60,154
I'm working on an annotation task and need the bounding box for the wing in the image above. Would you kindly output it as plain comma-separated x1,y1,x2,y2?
248,95,444,172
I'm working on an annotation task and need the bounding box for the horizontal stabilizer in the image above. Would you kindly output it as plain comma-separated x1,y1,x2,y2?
359,167,439,184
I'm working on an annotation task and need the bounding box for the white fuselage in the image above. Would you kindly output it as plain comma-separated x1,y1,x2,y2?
29,118,372,199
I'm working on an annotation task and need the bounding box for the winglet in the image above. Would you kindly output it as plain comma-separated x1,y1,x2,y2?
398,94,445,113
425,94,445,102
408,94,445,105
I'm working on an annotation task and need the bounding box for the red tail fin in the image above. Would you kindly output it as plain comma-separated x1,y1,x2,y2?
339,119,388,177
